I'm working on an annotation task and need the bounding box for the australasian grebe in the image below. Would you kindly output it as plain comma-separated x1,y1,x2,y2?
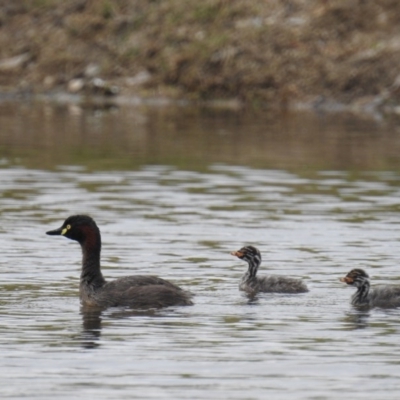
340,268,400,308
46,215,193,308
231,245,309,294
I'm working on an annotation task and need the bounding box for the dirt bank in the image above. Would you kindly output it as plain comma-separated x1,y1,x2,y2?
0,0,400,113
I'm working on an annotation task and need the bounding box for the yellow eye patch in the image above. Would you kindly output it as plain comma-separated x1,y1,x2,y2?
61,224,71,235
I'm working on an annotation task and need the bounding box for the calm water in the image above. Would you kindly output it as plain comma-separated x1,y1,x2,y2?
1,102,400,399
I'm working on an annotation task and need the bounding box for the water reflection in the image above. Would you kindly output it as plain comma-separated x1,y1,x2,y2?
80,308,102,349
245,294,260,305
342,310,371,330
0,101,400,171
80,306,164,349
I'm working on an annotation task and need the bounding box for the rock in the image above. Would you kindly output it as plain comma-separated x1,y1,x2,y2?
43,76,56,88
0,53,30,71
84,63,100,78
68,78,85,93
125,70,152,87
89,78,119,96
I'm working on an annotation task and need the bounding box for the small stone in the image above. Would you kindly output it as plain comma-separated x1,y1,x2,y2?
43,76,56,88
90,78,119,96
92,77,105,88
68,78,85,93
84,63,100,78
125,70,152,87
0,53,30,71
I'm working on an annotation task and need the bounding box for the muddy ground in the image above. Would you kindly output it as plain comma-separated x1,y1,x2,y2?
0,0,400,114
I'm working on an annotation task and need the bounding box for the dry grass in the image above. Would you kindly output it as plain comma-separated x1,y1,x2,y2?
0,0,399,110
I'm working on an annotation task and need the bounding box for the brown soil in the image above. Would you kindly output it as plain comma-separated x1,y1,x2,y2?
1,0,400,112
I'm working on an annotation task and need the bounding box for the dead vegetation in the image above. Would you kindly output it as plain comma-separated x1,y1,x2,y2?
0,0,399,111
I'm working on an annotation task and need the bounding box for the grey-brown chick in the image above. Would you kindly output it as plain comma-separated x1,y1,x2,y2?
231,246,308,294
340,268,400,308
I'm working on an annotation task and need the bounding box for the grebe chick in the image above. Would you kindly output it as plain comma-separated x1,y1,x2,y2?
340,269,400,308
230,245,309,294
46,215,193,309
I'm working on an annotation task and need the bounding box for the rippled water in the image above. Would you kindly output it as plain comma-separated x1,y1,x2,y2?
1,102,400,399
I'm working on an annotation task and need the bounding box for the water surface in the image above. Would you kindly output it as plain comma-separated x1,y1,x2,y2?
1,102,400,399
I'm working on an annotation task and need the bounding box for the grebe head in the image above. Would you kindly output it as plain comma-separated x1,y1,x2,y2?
340,269,369,289
46,215,100,245
231,245,261,265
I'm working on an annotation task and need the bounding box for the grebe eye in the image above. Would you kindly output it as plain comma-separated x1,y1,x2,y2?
61,224,71,236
